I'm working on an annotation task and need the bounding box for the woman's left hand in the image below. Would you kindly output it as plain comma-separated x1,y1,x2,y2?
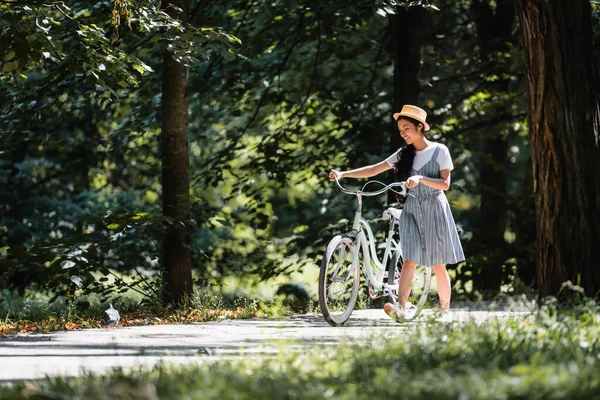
406,175,423,188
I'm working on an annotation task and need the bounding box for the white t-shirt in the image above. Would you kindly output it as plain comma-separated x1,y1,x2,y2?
384,142,454,171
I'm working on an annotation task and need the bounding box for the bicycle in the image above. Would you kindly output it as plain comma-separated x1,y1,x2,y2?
318,177,432,326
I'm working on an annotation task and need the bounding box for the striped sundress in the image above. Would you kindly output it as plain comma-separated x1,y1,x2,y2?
399,147,465,266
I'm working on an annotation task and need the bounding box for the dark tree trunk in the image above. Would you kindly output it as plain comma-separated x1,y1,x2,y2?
470,0,515,293
2,144,30,294
518,0,600,297
76,109,95,194
388,7,425,203
160,0,193,305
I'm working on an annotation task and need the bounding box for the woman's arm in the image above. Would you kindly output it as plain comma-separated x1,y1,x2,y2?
329,160,392,181
407,169,451,190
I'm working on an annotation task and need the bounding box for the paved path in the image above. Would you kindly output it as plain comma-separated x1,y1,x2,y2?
0,308,528,382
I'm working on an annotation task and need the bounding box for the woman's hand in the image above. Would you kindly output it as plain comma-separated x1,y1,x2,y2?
406,175,423,188
328,169,344,181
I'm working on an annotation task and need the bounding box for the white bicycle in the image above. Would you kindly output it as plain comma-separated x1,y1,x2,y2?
318,177,432,326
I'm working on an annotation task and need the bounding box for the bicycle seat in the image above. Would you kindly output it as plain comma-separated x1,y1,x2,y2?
382,207,402,221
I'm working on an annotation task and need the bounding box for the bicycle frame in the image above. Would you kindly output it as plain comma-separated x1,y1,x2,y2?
333,177,406,293
357,217,399,290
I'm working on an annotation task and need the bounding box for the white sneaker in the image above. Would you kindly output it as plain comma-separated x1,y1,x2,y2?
383,302,405,322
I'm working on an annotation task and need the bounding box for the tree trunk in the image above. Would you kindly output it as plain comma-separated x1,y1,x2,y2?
160,0,193,305
388,7,425,204
518,0,600,297
3,143,30,294
470,0,515,293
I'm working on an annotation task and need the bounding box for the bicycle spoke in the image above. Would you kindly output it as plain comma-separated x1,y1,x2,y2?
327,247,354,298
328,246,347,282
319,235,360,326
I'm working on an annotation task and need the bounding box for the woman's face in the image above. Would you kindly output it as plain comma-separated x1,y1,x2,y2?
397,118,422,144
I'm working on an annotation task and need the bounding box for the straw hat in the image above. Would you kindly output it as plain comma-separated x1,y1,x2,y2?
393,105,430,131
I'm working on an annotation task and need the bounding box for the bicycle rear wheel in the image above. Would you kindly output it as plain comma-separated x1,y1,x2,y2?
387,250,431,321
318,234,360,326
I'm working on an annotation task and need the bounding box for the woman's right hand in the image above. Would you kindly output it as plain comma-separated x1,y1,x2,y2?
328,169,343,181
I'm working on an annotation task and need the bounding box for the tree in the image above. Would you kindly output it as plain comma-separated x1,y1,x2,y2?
518,0,600,296
0,0,241,303
387,5,426,203
1,0,547,303
160,0,193,305
469,0,516,293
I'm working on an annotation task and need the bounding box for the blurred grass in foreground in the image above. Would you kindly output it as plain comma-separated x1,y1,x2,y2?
2,298,600,399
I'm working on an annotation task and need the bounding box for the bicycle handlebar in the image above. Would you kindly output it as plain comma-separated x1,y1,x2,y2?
333,176,407,197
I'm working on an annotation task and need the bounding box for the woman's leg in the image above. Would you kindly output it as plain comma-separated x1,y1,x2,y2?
397,260,417,308
432,264,451,310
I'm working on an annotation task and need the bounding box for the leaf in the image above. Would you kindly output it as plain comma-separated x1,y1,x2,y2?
71,275,83,287
65,322,77,330
132,214,144,221
132,64,146,74
132,61,153,75
1,61,19,73
61,260,76,269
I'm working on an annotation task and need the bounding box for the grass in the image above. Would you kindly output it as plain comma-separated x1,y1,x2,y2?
2,298,600,399
0,289,317,335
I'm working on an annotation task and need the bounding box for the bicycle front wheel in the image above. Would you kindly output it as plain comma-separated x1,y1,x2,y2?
318,234,360,326
387,250,432,321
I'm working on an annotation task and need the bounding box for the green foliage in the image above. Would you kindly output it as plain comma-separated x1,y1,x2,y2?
3,211,168,302
4,300,600,399
376,0,441,13
1,0,538,301
0,0,245,298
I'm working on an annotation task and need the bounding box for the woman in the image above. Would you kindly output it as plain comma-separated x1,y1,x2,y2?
328,105,465,321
